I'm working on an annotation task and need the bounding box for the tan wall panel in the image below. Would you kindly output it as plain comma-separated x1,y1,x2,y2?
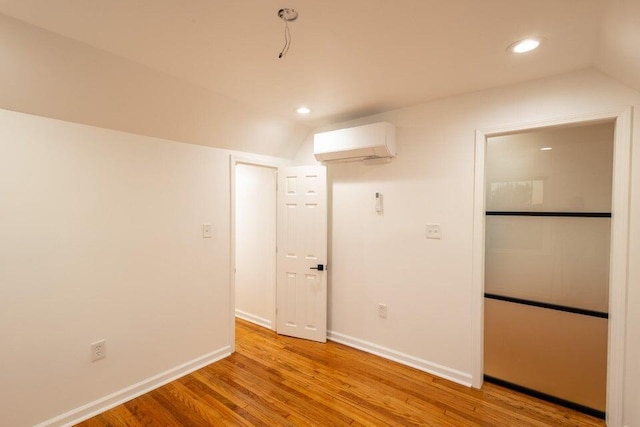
485,216,610,312
486,123,614,213
484,299,608,411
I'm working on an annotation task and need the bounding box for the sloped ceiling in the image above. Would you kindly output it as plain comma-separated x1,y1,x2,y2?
596,0,640,93
0,0,638,157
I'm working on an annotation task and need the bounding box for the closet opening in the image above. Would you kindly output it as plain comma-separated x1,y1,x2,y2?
482,121,614,419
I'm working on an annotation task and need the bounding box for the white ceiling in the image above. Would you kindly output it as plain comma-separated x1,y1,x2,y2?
0,0,615,128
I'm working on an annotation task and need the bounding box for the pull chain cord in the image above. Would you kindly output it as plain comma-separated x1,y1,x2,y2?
278,17,292,58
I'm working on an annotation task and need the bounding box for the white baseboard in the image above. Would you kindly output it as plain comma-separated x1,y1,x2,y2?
36,346,232,427
327,330,472,387
235,309,273,330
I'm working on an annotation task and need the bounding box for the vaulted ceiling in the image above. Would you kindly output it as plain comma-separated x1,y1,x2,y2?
0,0,638,156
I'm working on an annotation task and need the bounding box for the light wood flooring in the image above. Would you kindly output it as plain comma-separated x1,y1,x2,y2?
77,319,606,426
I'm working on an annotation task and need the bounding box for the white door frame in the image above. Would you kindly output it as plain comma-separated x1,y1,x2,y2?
471,107,633,427
229,155,282,352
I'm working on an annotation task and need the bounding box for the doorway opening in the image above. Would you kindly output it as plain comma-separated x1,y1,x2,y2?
471,107,633,427
232,160,278,331
483,121,613,418
230,158,329,348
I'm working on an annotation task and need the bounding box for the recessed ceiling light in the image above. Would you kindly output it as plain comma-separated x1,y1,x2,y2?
540,147,553,151
509,38,541,54
296,106,311,115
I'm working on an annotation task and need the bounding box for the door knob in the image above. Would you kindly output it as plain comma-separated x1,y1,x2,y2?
309,264,325,271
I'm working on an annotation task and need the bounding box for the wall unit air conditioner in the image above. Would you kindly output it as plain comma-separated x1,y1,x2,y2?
313,122,396,162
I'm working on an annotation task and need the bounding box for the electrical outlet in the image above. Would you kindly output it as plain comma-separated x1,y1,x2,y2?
91,339,106,362
426,223,442,239
378,303,388,319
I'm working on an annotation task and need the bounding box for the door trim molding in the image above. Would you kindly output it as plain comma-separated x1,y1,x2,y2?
229,156,284,351
471,107,633,427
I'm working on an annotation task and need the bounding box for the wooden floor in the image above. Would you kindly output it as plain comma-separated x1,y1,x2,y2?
78,319,605,426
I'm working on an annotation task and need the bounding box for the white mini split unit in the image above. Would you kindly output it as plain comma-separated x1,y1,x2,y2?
313,122,397,163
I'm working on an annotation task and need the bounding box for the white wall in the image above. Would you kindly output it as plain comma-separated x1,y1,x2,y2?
294,69,640,427
235,163,277,329
0,13,309,158
0,108,284,426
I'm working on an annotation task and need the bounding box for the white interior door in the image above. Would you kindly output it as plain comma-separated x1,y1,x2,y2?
276,165,327,342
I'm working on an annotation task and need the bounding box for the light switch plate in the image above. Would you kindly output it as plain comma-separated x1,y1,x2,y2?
202,223,212,238
426,223,441,239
